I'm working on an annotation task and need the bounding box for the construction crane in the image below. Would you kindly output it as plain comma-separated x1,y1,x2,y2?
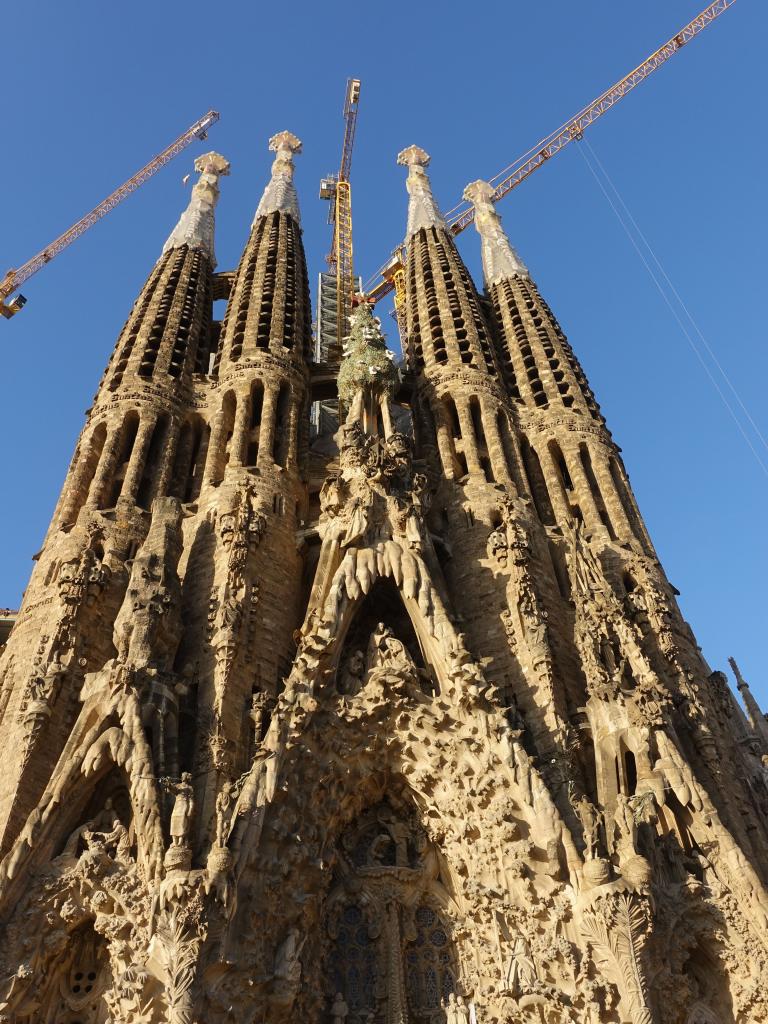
366,0,736,308
0,109,220,320
319,78,361,358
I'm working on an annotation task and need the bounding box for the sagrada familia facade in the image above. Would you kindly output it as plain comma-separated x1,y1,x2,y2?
0,128,766,1024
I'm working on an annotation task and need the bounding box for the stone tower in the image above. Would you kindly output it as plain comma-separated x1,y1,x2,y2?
0,132,766,1024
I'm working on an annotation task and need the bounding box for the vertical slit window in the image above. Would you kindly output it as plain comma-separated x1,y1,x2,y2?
99,411,139,509
520,436,555,526
137,415,170,509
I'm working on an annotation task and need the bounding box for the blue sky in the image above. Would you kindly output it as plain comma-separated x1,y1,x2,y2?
1,2,766,705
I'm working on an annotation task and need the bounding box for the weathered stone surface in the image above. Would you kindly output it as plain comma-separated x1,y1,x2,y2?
0,134,765,1024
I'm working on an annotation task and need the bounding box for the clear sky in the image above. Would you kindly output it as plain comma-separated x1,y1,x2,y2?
1,2,765,705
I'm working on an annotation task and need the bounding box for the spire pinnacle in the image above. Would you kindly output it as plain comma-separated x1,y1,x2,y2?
253,130,303,225
162,152,230,266
463,179,529,285
397,145,448,238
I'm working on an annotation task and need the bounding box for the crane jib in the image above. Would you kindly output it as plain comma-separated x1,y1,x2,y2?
1,109,221,314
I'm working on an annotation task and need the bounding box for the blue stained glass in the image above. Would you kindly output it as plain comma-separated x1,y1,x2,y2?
425,966,439,1008
404,905,457,1016
331,904,376,1016
441,970,455,999
416,906,436,926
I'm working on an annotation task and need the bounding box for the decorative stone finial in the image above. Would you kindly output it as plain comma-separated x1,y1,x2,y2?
162,151,230,266
729,656,748,690
397,145,448,238
397,145,430,169
463,179,529,285
253,130,303,225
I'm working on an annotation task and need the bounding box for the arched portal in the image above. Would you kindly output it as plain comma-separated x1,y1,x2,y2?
323,800,458,1024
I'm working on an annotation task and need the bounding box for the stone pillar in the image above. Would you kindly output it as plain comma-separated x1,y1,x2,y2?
380,398,394,439
433,403,457,481
155,422,180,500
565,446,606,537
230,390,251,468
481,398,513,489
456,399,482,477
121,415,158,502
536,442,572,525
86,426,123,510
204,403,229,486
58,428,104,525
256,386,279,470
592,449,633,539
287,397,300,468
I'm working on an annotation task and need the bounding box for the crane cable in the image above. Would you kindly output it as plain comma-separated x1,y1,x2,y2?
576,136,768,479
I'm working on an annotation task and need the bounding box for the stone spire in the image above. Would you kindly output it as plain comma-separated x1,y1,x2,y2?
397,145,448,238
730,656,768,747
463,179,529,285
162,151,230,266
253,130,302,225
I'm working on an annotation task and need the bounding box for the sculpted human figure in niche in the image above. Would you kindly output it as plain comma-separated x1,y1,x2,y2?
330,991,349,1023
86,813,132,863
505,934,537,997
573,792,602,860
338,649,366,696
367,623,413,677
164,772,195,847
444,992,470,1024
274,928,304,986
613,792,638,854
215,780,234,847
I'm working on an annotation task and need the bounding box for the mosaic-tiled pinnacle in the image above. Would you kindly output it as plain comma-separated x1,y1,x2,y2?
463,179,529,284
253,130,302,225
397,144,448,238
162,152,230,266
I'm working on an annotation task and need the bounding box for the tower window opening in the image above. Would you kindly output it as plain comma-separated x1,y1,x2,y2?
136,414,170,509
109,256,167,391
209,392,236,486
64,421,107,525
548,539,570,599
579,444,617,540
138,249,185,378
496,410,517,483
444,397,461,441
469,397,487,451
520,436,555,527
244,381,264,466
624,749,638,796
100,410,139,509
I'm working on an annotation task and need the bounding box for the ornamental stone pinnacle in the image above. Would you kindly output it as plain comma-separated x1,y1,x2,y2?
397,144,448,237
253,130,303,225
162,151,230,266
463,178,529,284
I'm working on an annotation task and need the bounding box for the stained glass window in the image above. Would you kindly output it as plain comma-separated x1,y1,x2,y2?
405,905,455,1018
331,904,377,1017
